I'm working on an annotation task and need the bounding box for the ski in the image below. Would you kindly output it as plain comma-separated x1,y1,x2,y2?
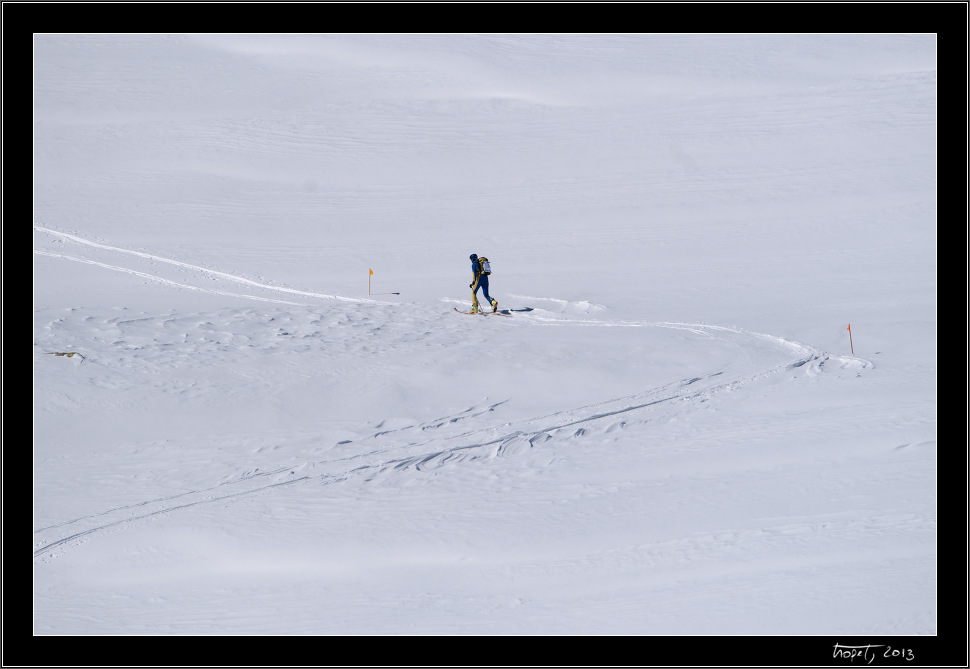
454,307,510,316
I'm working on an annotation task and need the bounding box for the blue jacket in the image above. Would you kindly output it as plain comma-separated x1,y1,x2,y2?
469,254,487,287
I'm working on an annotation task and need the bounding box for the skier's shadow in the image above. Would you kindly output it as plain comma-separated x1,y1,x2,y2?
509,307,534,313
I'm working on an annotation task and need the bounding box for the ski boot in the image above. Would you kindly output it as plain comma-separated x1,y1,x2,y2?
490,299,498,313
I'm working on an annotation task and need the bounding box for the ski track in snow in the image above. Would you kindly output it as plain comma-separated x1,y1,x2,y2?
34,226,383,305
33,227,872,560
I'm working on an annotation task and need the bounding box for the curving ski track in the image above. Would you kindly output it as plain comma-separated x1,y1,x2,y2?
33,227,871,560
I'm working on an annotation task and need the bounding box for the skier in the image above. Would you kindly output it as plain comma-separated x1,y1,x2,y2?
469,253,498,313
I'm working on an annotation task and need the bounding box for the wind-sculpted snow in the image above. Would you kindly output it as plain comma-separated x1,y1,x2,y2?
33,247,869,561
32,33,935,638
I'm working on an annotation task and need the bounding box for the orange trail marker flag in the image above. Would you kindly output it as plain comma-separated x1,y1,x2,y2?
847,323,854,355
369,268,374,295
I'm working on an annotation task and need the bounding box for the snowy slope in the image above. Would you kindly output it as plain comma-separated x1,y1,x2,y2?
32,34,936,637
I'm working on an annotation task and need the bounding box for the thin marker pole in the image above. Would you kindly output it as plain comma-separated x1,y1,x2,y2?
369,268,373,295
847,323,854,355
